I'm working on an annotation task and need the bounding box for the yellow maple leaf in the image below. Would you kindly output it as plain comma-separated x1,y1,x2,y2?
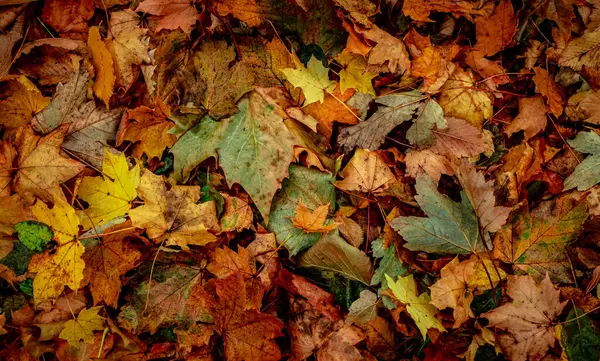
336,52,376,95
385,273,445,339
0,76,50,130
59,306,105,348
438,67,492,128
29,197,84,305
128,169,219,251
77,149,140,230
282,56,336,105
291,201,337,233
88,26,115,107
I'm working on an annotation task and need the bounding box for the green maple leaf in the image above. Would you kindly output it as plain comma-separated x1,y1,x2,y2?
282,56,336,105
371,238,406,288
564,131,600,191
391,175,482,254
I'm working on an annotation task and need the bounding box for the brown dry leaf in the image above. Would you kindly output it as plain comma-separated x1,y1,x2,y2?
335,207,363,247
293,146,327,172
473,0,516,56
88,26,115,107
430,256,505,328
0,11,24,76
402,0,493,22
135,0,199,32
405,149,454,185
13,125,85,204
464,49,510,86
532,67,566,117
207,246,255,280
41,0,94,39
116,106,176,159
353,23,411,74
335,148,395,194
365,316,397,361
575,90,600,125
303,88,358,139
0,194,31,238
411,45,457,93
82,222,143,307
482,275,567,361
211,0,262,27
220,193,253,232
0,76,51,130
129,169,219,251
0,141,16,197
505,95,548,140
429,117,492,158
291,201,337,233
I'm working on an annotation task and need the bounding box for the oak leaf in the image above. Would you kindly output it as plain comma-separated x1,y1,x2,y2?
532,67,565,117
438,68,492,128
82,223,142,307
482,275,567,361
291,201,337,233
504,95,548,140
58,306,104,348
563,131,600,191
128,169,219,251
136,0,199,32
0,76,50,130
116,106,176,159
385,273,445,339
88,27,115,107
335,148,395,194
29,197,85,305
13,125,85,204
77,149,140,230
429,256,505,328
282,56,336,105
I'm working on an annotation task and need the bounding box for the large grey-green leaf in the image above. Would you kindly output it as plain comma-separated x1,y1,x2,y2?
564,131,600,191
298,232,374,284
371,238,406,288
391,175,482,254
268,164,335,255
406,99,446,148
338,91,429,151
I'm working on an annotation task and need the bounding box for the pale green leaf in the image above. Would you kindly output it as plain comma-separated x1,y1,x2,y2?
406,98,446,148
564,131,600,191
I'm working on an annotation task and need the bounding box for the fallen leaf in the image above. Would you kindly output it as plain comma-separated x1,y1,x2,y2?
385,273,445,339
402,0,493,22
473,0,516,56
335,148,395,194
59,306,104,348
404,149,454,184
0,141,16,197
303,88,359,138
504,95,548,140
438,67,492,128
0,76,51,130
210,0,262,27
430,117,492,158
0,12,24,76
88,26,116,107
336,52,376,95
135,0,199,32
41,0,94,38
559,28,600,71
77,149,140,230
533,67,565,117
291,201,337,233
298,232,374,285
128,169,219,250
561,307,600,361
564,131,600,191
282,55,336,105
13,125,85,204
482,275,567,361
220,193,253,232
371,238,406,288
347,289,378,324
116,106,176,159
29,197,85,305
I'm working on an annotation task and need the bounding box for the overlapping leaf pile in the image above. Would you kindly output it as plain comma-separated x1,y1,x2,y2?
2,0,600,360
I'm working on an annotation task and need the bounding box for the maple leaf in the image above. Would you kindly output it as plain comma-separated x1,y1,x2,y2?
13,125,85,204
210,0,263,27
304,88,359,138
206,274,284,361
391,175,482,254
291,201,337,233
482,275,567,361
82,222,142,307
438,67,492,128
129,169,219,250
269,164,336,255
136,0,199,32
77,149,140,230
116,106,176,159
504,95,548,140
385,273,445,339
402,0,493,22
106,10,151,91
41,0,94,38
429,117,492,158
473,0,516,56
335,52,376,95
59,306,104,348
88,27,115,108
335,148,395,194
532,67,565,117
220,193,253,232
282,56,336,105
29,197,85,305
493,194,588,282
298,232,374,285
371,238,406,288
411,45,457,93
0,141,16,197
563,131,600,191
405,149,454,184
429,256,505,328
0,76,50,131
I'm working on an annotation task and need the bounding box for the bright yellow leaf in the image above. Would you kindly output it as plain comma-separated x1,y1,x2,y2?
29,197,84,305
0,76,50,130
385,273,445,339
59,306,105,348
438,67,492,128
291,201,337,233
88,26,115,107
77,149,140,230
336,52,377,95
282,56,336,105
